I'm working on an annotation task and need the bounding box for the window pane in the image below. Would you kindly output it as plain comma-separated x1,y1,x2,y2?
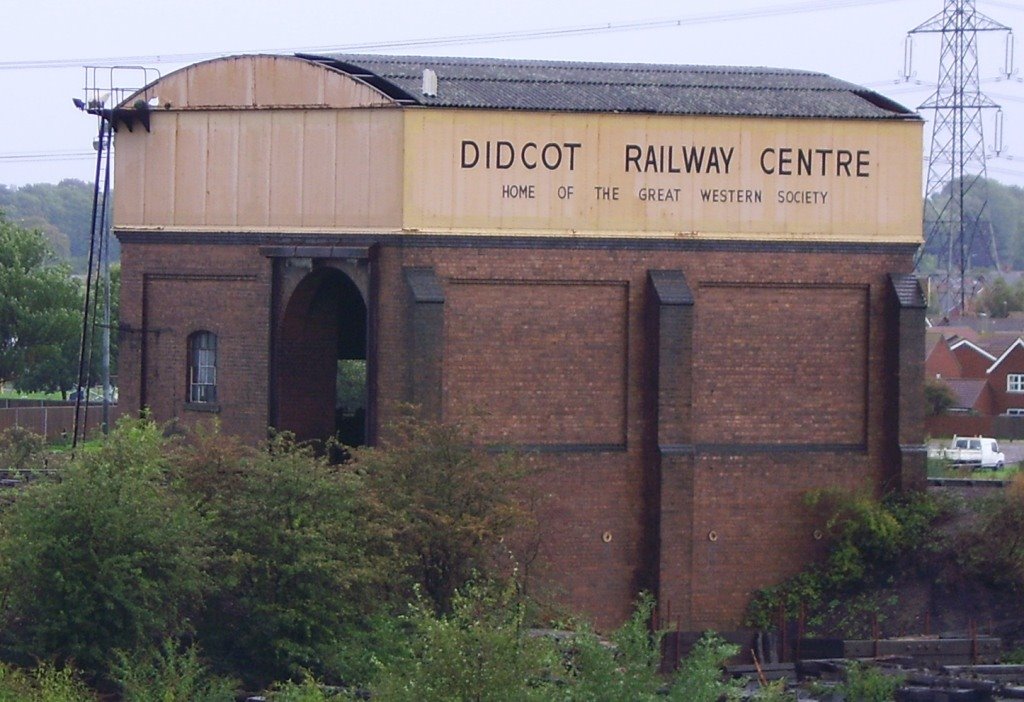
188,331,218,403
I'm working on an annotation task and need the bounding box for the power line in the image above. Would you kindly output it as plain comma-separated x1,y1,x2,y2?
911,0,1013,313
0,150,95,163
0,0,904,71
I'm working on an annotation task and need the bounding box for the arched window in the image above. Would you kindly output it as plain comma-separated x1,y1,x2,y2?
187,331,217,403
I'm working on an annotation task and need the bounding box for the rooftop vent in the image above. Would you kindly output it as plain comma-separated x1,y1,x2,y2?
422,68,438,97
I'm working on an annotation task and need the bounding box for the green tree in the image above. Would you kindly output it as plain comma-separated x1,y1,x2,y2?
0,419,208,677
0,214,82,395
919,177,1024,272
174,429,397,686
352,412,537,614
924,377,956,416
0,180,100,269
975,276,1024,318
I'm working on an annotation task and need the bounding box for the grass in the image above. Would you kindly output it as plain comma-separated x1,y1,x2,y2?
0,391,66,401
928,458,1021,481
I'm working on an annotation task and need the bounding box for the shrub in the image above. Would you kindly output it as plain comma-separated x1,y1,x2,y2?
113,638,236,702
751,678,794,701
746,490,946,632
175,429,397,687
0,661,96,702
957,473,1024,590
665,632,743,702
351,411,537,615
369,580,557,702
0,418,207,677
0,426,46,474
924,377,956,416
370,584,743,702
837,662,902,702
265,673,345,701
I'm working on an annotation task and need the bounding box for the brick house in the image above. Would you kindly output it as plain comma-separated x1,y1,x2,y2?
926,317,1024,435
950,338,998,379
102,54,924,631
925,334,963,380
986,338,1024,416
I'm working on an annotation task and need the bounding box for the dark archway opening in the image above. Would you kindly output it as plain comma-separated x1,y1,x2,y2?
276,267,367,449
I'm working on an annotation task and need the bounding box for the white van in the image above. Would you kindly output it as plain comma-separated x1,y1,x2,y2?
941,436,1006,470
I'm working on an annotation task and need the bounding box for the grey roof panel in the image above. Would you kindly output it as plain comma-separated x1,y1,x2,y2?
298,53,919,120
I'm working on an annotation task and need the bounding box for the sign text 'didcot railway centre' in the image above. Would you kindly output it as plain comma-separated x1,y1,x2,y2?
403,111,919,242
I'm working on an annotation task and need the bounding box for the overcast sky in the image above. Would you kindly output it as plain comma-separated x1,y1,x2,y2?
2,0,1023,188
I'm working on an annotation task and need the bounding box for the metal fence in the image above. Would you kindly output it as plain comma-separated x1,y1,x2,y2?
0,403,122,441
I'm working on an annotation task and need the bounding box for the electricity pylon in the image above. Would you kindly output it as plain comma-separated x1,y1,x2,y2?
906,0,1013,314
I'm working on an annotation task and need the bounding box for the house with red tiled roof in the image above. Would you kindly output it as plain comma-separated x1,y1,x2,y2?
943,378,997,414
950,339,997,378
925,334,962,379
927,318,1024,435
987,338,1024,417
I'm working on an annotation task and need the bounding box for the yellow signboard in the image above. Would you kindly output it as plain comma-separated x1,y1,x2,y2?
402,109,923,243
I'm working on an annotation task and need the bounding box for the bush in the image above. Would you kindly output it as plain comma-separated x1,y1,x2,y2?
351,411,536,615
838,662,902,702
175,429,397,687
0,661,96,702
666,632,743,702
113,638,236,702
958,473,1024,590
0,419,207,677
265,673,345,701
370,584,743,702
0,426,46,474
746,490,946,632
369,580,556,702
925,377,956,416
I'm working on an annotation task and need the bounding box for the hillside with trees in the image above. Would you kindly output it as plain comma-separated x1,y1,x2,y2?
918,177,1024,273
0,213,115,397
0,179,114,273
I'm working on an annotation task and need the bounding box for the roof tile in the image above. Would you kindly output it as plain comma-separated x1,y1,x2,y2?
299,53,919,120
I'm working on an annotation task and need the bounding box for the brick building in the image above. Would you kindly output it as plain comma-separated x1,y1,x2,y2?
108,54,925,630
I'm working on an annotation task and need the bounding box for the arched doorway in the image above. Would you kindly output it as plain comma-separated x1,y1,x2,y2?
275,266,367,448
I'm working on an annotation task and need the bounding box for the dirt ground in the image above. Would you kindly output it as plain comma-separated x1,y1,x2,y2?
814,486,1024,652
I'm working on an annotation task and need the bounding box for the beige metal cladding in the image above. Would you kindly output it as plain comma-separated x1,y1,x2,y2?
113,54,923,245
113,55,404,231
402,109,924,244
129,54,397,110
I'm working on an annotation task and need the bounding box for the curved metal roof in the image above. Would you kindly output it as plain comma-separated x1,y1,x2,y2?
298,53,919,121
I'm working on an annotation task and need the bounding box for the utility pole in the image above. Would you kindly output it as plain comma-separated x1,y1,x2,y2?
906,0,1013,315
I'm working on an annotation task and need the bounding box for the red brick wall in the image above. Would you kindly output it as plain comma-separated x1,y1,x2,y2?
694,284,868,444
119,234,914,631
926,338,962,379
118,242,271,443
443,280,628,445
988,343,1024,415
952,345,994,379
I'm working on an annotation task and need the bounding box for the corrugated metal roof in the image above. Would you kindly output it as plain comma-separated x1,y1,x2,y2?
298,53,919,120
